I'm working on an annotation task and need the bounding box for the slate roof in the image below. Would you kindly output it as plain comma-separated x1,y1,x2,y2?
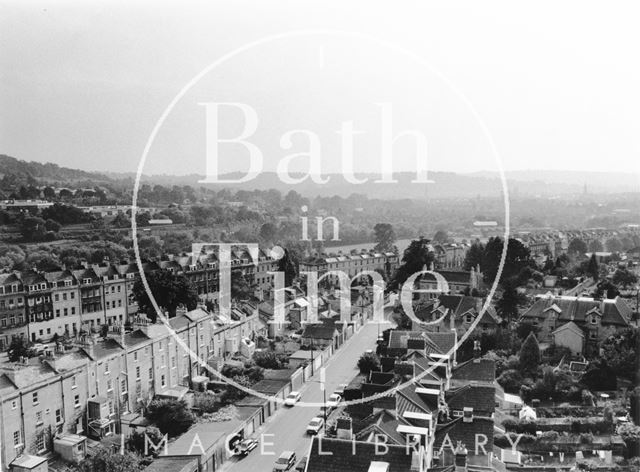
355,409,409,445
306,437,413,472
0,272,22,286
521,294,631,326
451,358,495,384
395,381,439,416
552,321,584,337
434,416,494,454
421,270,471,285
388,331,456,355
445,384,495,415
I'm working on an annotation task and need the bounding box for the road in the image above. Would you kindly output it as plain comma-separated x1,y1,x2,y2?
224,308,393,472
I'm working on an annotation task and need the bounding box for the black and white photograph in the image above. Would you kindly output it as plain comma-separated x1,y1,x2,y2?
1,2,639,472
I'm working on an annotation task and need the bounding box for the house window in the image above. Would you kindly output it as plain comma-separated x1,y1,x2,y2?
133,351,138,362
13,430,21,447
161,375,166,387
106,379,112,392
148,368,153,379
32,392,39,405
74,394,80,407
590,316,597,325
71,375,77,388
108,400,114,416
11,400,17,410
55,409,63,424
36,433,45,452
36,411,43,425
121,379,127,394
136,366,141,380
590,331,597,340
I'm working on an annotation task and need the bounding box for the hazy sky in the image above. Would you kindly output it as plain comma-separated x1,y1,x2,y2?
1,1,639,177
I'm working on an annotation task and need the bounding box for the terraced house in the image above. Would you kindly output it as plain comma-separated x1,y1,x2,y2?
0,308,214,469
0,273,27,350
520,294,632,355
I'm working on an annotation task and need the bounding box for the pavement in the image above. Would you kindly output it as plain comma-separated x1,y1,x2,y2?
223,307,394,472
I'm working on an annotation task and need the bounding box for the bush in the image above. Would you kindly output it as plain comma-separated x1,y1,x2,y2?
146,399,195,438
357,352,381,375
193,393,218,414
497,369,523,393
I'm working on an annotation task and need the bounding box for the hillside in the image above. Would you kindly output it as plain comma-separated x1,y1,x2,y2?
0,154,113,184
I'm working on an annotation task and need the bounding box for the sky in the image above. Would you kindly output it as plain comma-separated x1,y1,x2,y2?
1,0,640,178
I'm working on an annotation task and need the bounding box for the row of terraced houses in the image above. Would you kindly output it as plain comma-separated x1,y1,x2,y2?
0,249,399,351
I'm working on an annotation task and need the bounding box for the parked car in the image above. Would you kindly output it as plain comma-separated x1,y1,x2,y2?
334,384,348,396
326,393,342,409
32,343,47,354
306,417,324,435
284,391,301,406
236,438,258,456
273,451,297,471
294,456,307,472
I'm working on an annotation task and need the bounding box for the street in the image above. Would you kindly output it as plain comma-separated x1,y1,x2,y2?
223,309,393,472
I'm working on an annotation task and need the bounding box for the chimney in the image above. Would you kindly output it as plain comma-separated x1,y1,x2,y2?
463,407,473,423
336,416,353,440
454,442,468,470
472,340,481,363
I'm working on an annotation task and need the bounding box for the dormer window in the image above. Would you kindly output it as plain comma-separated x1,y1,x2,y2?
83,278,91,284
590,316,597,325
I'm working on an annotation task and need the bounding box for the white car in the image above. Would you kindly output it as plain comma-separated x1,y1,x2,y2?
306,417,324,435
326,393,342,409
334,383,348,396
284,391,301,406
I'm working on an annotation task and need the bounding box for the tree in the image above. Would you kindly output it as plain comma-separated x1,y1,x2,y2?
259,222,278,243
230,269,254,300
146,399,195,437
593,280,620,299
432,230,448,243
463,242,484,271
75,446,143,472
132,271,198,322
612,268,638,288
43,186,56,199
357,351,381,375
568,238,588,256
518,332,541,376
220,375,253,404
128,426,164,456
606,238,623,253
277,248,298,287
44,218,61,232
599,328,638,383
42,203,91,225
586,253,599,281
389,237,434,291
112,212,131,228
8,337,34,362
20,216,47,241
253,350,285,369
496,278,526,322
482,237,532,284
373,223,397,253
588,240,604,253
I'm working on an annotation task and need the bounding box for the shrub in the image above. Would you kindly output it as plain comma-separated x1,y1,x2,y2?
146,399,195,438
193,393,218,414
